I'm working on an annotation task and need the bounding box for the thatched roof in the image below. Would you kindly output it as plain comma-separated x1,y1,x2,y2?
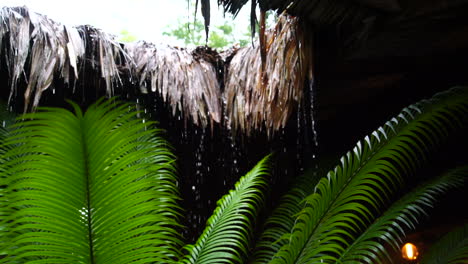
0,6,311,135
224,15,311,135
0,6,125,112
125,43,222,127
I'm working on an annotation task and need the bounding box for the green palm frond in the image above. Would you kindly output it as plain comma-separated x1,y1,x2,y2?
0,103,15,257
0,99,183,263
251,154,341,263
250,168,323,263
339,166,468,264
181,155,271,264
421,221,468,263
269,86,468,264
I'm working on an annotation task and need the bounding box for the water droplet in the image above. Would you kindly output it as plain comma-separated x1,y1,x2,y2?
192,185,196,191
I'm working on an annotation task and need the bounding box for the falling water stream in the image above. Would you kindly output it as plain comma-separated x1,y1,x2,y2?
309,78,319,174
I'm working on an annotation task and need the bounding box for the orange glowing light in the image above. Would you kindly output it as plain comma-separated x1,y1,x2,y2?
402,242,419,260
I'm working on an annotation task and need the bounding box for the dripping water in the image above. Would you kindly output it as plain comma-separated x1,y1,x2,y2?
309,78,319,173
296,105,304,173
194,128,205,203
135,98,141,118
229,131,240,178
280,129,288,177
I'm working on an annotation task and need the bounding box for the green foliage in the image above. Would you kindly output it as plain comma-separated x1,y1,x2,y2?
253,86,468,263
338,166,468,263
163,19,250,49
181,155,270,264
118,29,138,43
0,86,467,263
162,8,280,49
164,20,205,47
162,4,280,49
0,100,272,263
0,99,183,263
421,222,468,264
250,168,323,263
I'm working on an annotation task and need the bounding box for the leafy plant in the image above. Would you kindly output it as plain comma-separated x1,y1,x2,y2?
181,155,270,264
421,222,468,264
1,99,184,263
1,86,468,263
250,86,468,263
0,99,271,263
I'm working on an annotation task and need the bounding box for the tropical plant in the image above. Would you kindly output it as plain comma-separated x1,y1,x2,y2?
250,86,468,263
0,98,271,263
180,155,270,263
0,99,184,263
421,222,468,264
249,86,468,263
1,86,468,264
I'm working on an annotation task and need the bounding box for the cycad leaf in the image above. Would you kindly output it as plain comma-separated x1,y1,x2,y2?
271,86,468,264
0,99,183,263
181,155,271,264
0,108,15,257
250,168,323,263
339,166,468,264
421,223,468,263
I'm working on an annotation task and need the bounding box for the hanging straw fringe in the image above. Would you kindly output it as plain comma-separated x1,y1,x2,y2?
0,6,311,136
125,42,222,127
0,7,126,112
224,15,312,136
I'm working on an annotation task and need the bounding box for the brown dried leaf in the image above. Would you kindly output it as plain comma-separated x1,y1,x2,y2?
224,14,312,136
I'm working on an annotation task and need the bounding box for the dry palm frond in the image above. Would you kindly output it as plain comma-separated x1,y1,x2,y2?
1,7,32,106
125,42,222,127
76,25,128,97
223,14,312,136
0,6,311,136
0,6,124,112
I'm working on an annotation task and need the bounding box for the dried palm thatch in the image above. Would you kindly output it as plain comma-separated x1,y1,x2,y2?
0,6,124,112
76,25,128,98
223,14,312,136
125,43,222,127
0,6,311,136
